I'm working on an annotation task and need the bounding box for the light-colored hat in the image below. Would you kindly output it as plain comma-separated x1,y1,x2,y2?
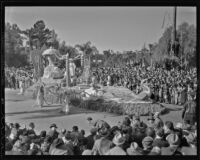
113,132,125,146
185,132,196,144
166,134,180,146
130,142,139,150
151,146,161,154
175,123,183,129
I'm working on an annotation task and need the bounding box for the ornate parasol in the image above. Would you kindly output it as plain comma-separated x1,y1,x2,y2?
42,47,60,56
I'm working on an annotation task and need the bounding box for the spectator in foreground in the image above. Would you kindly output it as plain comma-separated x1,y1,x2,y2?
161,133,182,155
105,132,126,155
142,136,154,155
47,123,59,141
152,128,169,148
91,127,112,155
181,132,197,155
126,142,143,155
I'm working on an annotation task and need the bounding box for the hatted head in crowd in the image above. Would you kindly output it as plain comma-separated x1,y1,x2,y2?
87,117,93,124
185,132,196,147
122,117,131,126
166,134,180,146
14,123,21,129
40,130,46,138
142,136,154,150
146,127,155,139
50,123,58,131
164,121,174,134
149,146,161,155
112,132,126,147
126,142,143,155
156,128,165,138
29,122,35,130
72,126,79,132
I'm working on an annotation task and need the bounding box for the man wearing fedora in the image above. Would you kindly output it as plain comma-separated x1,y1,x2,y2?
9,123,21,142
49,138,74,155
142,136,154,155
147,114,155,128
152,128,169,148
161,133,182,155
27,122,36,138
181,132,197,155
126,142,143,155
47,123,59,141
91,127,112,155
105,132,126,155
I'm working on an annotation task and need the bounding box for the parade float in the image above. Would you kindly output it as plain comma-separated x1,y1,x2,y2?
28,47,167,116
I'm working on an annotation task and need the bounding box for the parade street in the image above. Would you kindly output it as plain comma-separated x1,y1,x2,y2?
5,88,183,136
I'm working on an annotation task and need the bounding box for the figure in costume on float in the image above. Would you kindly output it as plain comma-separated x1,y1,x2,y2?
131,78,151,101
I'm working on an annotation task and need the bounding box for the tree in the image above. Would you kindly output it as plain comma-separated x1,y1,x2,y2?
5,22,28,67
23,20,51,49
75,41,99,57
177,22,196,67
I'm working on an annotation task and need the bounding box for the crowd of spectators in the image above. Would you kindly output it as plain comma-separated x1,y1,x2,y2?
5,66,34,90
5,106,197,156
92,64,197,105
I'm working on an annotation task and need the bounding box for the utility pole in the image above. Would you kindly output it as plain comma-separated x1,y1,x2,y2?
171,7,177,57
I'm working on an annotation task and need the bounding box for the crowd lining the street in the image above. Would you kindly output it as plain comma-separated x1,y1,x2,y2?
5,63,197,155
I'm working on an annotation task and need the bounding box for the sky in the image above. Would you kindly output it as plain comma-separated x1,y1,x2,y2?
5,7,196,53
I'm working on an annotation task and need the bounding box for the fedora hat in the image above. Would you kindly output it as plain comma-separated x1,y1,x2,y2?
14,123,20,128
29,122,35,128
166,134,180,146
185,132,196,144
142,136,153,149
50,123,57,128
112,132,125,146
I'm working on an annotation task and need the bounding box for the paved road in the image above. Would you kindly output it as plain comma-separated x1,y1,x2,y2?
5,88,183,136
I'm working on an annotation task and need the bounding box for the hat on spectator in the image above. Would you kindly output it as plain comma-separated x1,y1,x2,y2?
29,122,35,128
22,130,28,136
14,123,20,128
164,121,174,130
90,128,97,135
149,146,161,155
185,132,196,145
156,128,165,138
146,127,155,138
40,130,46,138
82,149,92,155
122,117,131,126
138,122,147,133
61,129,66,134
64,131,71,140
130,142,139,149
166,134,180,146
113,132,125,146
142,136,153,149
27,149,38,155
175,123,183,129
50,123,57,128
126,142,143,155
